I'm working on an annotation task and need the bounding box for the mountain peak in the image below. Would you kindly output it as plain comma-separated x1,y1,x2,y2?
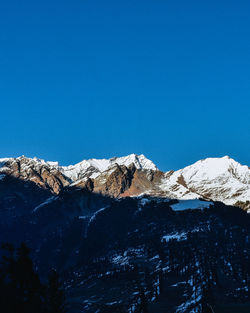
178,156,247,181
108,153,158,171
60,153,158,181
222,155,231,159
1,153,250,210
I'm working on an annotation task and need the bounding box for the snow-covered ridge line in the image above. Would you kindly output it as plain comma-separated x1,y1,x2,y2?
60,153,158,180
0,156,59,168
160,156,250,206
1,154,249,178
0,154,158,181
1,154,250,208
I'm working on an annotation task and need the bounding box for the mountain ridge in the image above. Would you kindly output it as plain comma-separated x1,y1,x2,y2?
1,154,250,211
1,154,250,312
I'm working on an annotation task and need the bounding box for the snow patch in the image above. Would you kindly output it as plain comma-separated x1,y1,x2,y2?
139,198,151,206
33,196,58,213
0,174,6,180
88,207,107,225
170,199,212,211
162,232,188,242
162,225,209,243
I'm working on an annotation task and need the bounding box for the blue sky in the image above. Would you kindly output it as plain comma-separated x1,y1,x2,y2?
0,0,249,171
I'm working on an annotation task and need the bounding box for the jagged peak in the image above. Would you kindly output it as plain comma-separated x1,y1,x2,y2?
0,153,158,183
0,155,59,166
60,153,158,181
1,153,250,207
1,153,249,184
0,157,12,163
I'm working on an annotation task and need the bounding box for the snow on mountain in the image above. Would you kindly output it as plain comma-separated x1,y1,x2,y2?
170,199,213,211
0,158,13,170
0,156,59,172
0,158,12,164
0,174,6,181
0,154,157,181
111,154,158,171
1,153,250,209
176,156,250,184
160,156,250,206
60,154,158,181
0,156,69,194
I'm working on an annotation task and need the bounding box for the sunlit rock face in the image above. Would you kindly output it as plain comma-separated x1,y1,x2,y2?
1,154,250,312
1,154,250,210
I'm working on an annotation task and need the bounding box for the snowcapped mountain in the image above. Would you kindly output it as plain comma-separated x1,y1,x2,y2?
0,154,157,194
0,156,68,193
160,156,250,209
1,154,250,312
0,154,250,210
60,153,158,181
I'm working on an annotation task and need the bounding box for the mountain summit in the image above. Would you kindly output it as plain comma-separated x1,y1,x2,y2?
161,156,250,209
1,154,250,312
0,154,249,210
60,153,158,181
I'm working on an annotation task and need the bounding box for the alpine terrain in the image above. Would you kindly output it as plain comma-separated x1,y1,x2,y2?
0,154,250,312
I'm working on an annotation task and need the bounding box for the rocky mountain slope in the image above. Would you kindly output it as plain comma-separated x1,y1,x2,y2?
1,187,250,312
1,154,250,312
0,156,69,194
1,154,250,211
63,197,250,313
160,156,250,210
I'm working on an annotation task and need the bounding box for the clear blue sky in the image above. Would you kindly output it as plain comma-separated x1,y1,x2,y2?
0,0,249,171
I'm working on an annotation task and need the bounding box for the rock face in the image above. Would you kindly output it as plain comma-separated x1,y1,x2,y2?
0,156,70,194
93,164,136,197
1,154,250,210
1,154,250,312
60,153,158,181
120,169,164,197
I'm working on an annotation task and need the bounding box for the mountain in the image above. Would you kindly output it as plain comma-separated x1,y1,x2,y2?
60,153,158,181
63,197,250,313
1,154,250,211
160,156,250,211
0,156,69,194
1,154,250,312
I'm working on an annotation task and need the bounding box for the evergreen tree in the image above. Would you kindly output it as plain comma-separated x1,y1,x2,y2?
201,284,215,313
0,243,17,312
0,242,41,313
14,243,43,313
0,243,66,313
46,269,66,313
137,288,148,313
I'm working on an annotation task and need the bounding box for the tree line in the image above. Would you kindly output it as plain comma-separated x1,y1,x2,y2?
0,242,66,313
